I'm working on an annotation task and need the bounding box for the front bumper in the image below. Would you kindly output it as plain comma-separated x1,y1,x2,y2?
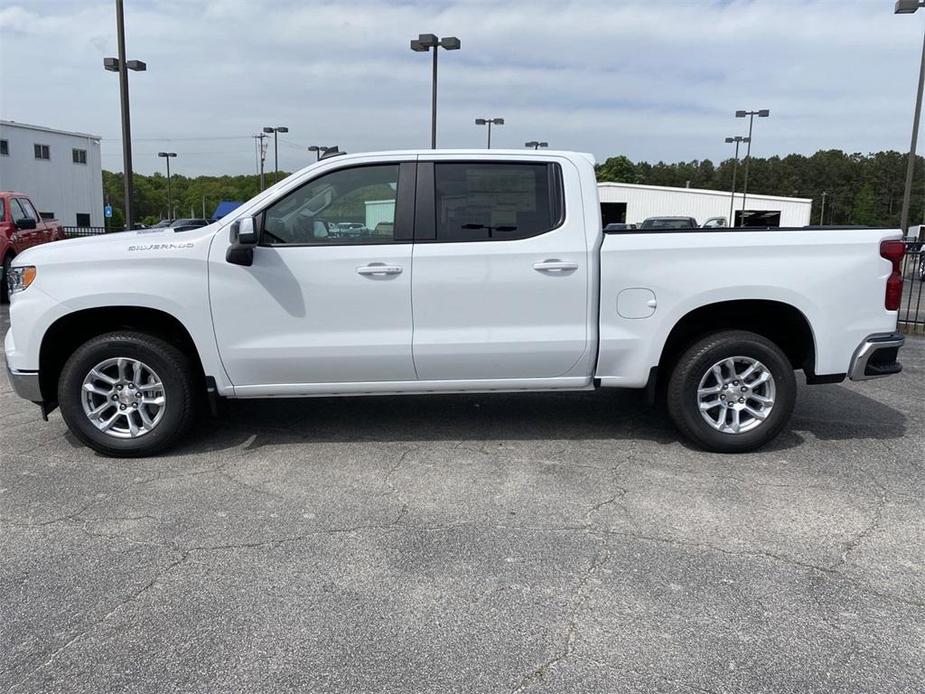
848,332,905,381
6,364,42,402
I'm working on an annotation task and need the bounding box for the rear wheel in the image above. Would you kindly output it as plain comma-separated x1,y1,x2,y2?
667,330,796,453
58,332,198,457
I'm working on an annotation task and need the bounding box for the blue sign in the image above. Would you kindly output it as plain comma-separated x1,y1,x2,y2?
104,204,113,218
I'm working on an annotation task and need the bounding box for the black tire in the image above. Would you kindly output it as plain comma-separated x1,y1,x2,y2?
1,254,12,304
58,331,199,457
666,330,796,453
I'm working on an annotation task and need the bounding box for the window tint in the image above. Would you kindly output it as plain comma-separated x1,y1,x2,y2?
10,199,29,223
72,148,87,164
262,164,399,245
434,163,560,241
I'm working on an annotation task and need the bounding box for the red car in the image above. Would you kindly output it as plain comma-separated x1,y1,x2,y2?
1,192,65,302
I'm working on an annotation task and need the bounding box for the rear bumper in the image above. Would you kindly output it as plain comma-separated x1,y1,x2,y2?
6,364,41,402
848,332,905,381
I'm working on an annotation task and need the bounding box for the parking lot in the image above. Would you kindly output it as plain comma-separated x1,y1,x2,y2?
1,304,922,693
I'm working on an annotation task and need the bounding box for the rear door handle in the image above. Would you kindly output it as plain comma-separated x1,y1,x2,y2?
357,264,403,276
533,260,578,272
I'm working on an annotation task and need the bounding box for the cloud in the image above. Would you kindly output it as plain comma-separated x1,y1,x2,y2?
0,0,918,175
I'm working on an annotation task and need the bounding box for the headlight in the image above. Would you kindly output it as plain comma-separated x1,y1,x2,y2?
7,266,36,295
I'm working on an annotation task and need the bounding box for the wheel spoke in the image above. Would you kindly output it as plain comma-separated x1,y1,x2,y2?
744,405,767,421
739,362,759,380
749,393,774,406
83,382,110,396
88,401,111,418
138,407,155,428
724,358,738,380
117,358,128,381
711,364,724,384
698,385,722,396
699,398,721,411
127,412,140,437
750,371,771,387
729,408,741,433
90,368,116,385
142,395,165,407
132,360,142,385
97,411,121,432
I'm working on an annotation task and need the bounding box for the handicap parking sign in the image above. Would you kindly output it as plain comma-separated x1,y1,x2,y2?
104,204,113,218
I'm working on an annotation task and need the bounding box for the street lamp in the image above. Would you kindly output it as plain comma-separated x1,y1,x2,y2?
895,0,925,235
104,0,146,231
734,108,770,216
263,126,289,185
475,118,504,148
410,33,461,149
724,136,750,227
157,152,177,221
525,141,548,150
308,145,332,161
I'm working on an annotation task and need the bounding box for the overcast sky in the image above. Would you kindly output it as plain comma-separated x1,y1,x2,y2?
0,0,920,176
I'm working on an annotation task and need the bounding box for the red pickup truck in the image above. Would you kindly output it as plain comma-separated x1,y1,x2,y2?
1,192,65,302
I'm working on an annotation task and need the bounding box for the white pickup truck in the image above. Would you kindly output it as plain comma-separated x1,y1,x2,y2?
4,150,907,457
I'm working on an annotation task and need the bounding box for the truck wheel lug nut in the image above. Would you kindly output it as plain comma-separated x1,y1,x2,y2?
741,386,747,392
120,404,126,410
739,397,745,403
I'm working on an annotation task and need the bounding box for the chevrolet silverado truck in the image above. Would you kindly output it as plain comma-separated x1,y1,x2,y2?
1,192,65,303
4,150,906,457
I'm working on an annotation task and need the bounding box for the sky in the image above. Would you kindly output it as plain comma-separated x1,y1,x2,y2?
0,0,921,176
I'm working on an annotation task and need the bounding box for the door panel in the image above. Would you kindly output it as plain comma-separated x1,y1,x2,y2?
411,159,589,381
208,159,417,388
209,244,415,385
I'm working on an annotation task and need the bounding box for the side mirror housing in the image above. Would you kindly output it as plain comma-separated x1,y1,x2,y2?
226,216,259,266
15,218,37,231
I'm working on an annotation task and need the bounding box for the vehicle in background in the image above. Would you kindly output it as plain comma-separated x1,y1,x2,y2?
604,222,637,231
639,216,699,230
5,150,906,457
1,192,65,303
702,217,727,228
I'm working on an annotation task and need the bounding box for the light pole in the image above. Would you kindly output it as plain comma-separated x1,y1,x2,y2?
735,108,770,217
104,0,146,231
525,141,548,150
410,34,461,149
896,1,925,234
263,126,288,185
819,190,827,225
157,152,176,221
475,118,504,148
724,136,749,226
308,145,332,161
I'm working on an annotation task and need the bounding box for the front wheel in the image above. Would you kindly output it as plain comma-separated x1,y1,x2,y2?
666,330,796,453
58,332,199,457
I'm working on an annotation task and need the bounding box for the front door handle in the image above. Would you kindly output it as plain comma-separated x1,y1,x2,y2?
533,259,578,272
357,264,403,276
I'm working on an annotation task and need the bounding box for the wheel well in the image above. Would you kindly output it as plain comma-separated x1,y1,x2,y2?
39,307,205,402
658,300,815,377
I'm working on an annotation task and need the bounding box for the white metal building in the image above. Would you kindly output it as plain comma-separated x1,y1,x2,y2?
597,181,812,228
0,120,104,227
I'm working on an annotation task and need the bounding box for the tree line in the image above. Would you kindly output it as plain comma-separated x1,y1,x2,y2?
102,149,923,229
595,149,923,227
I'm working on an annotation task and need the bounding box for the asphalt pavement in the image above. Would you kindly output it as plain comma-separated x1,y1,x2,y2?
1,304,923,693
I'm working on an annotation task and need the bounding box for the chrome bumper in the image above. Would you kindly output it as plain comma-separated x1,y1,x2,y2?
848,332,905,381
6,364,42,402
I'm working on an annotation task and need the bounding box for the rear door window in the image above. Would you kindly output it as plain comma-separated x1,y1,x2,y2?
432,162,563,242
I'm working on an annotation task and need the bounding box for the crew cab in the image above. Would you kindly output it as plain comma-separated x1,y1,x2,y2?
4,150,906,457
1,192,65,302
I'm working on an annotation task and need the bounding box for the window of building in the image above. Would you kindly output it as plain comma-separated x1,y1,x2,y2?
262,164,400,245
72,148,87,164
433,162,563,242
40,212,55,220
75,213,91,226
0,139,8,156
34,144,50,160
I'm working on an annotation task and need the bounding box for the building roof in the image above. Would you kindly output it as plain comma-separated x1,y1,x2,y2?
597,180,812,204
0,120,101,141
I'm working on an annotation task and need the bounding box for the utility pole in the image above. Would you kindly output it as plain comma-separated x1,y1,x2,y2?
254,133,268,190
819,191,827,225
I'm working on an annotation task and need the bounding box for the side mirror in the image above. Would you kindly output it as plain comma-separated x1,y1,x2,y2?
16,218,37,230
226,216,258,266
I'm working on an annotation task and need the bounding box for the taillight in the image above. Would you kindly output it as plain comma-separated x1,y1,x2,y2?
880,240,906,311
